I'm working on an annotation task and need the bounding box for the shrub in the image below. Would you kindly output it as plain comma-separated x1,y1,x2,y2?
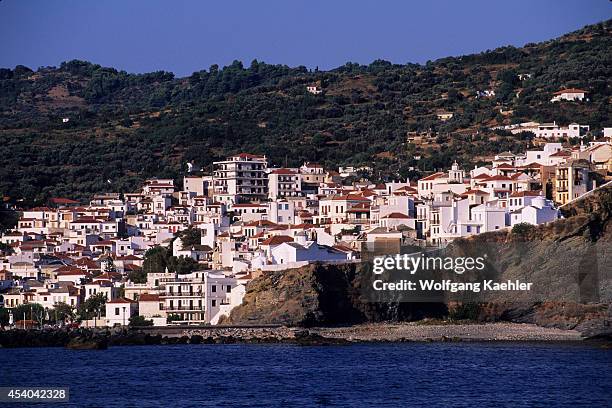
512,222,536,236
128,315,154,327
449,303,481,321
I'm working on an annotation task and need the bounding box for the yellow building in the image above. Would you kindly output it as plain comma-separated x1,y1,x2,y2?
554,160,591,205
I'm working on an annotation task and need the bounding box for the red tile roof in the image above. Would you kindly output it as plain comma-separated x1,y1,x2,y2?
261,236,294,246
330,195,370,201
233,153,266,159
483,175,513,181
420,172,446,181
553,88,587,95
510,190,542,198
107,298,136,304
50,198,80,205
270,168,297,175
55,265,87,275
461,189,489,196
381,212,410,219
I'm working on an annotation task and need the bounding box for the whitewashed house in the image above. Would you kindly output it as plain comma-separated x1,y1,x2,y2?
105,298,138,327
550,88,587,102
270,241,346,266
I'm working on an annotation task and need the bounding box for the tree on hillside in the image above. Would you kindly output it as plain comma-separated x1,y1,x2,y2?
178,227,201,248
128,268,147,284
142,245,199,275
142,246,171,274
167,256,200,275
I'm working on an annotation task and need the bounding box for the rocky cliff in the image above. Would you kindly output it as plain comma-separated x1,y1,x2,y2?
225,262,446,327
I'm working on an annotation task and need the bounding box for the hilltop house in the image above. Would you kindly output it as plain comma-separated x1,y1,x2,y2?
550,88,587,102
306,83,323,95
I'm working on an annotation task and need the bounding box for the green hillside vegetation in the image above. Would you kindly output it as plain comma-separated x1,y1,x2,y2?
0,20,610,204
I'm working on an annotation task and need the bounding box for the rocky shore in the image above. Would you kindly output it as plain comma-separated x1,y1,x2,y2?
310,322,584,342
0,322,603,349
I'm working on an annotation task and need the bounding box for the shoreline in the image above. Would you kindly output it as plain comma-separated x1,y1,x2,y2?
0,322,597,348
309,322,584,342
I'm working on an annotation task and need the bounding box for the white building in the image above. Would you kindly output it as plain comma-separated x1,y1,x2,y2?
520,143,564,166
510,194,558,227
550,88,587,102
470,204,507,233
157,271,238,325
533,122,589,139
270,241,347,266
213,153,268,204
105,298,138,327
269,200,296,224
268,169,302,199
306,84,322,95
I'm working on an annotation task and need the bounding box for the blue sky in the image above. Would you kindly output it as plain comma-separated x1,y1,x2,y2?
0,0,610,77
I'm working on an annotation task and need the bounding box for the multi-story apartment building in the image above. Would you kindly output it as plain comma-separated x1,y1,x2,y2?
268,169,302,199
213,154,268,204
554,160,592,205
157,271,237,324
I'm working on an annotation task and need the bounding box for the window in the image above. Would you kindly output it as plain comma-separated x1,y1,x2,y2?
211,299,216,307
226,285,231,293
211,285,216,293
115,307,120,316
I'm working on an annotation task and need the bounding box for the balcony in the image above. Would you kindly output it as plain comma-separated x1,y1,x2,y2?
159,291,204,297
160,305,205,311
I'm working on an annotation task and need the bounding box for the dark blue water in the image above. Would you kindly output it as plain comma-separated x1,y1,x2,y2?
1,343,610,407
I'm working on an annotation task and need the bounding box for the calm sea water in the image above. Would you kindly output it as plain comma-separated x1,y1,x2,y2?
1,343,610,407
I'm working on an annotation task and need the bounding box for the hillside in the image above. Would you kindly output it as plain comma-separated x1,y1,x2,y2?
0,20,610,203
227,186,612,336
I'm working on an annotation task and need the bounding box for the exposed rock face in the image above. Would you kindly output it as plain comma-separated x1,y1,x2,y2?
227,263,446,326
229,186,612,336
